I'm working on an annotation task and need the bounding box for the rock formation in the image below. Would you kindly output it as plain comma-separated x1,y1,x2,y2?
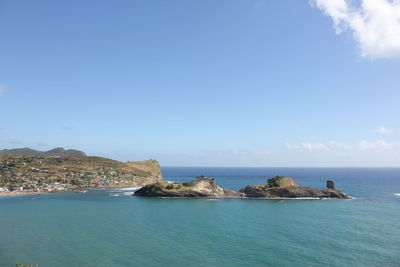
239,176,348,199
266,176,298,187
134,177,241,198
326,180,335,190
135,176,349,199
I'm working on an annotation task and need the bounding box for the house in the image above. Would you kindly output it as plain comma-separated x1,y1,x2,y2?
13,186,24,191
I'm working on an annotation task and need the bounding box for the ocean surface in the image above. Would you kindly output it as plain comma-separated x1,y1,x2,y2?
1,167,400,267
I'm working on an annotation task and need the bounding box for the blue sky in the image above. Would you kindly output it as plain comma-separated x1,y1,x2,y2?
0,0,399,166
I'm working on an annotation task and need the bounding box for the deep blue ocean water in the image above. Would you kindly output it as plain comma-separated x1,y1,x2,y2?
1,167,400,267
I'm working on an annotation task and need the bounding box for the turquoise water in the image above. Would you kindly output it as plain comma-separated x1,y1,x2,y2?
1,167,400,266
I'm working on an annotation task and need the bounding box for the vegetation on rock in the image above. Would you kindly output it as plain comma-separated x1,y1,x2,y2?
266,176,299,188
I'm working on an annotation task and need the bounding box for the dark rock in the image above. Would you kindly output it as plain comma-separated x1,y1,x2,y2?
326,180,335,190
239,176,348,199
239,185,348,199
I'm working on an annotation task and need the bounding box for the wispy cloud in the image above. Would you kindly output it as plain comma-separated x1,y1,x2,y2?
373,127,393,134
300,142,330,151
298,141,353,151
297,140,397,151
310,0,400,59
0,85,6,95
356,140,396,150
328,141,353,150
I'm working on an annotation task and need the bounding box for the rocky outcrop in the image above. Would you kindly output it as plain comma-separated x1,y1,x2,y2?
135,176,349,199
239,185,348,199
326,180,335,190
266,176,298,187
134,177,241,198
239,176,348,199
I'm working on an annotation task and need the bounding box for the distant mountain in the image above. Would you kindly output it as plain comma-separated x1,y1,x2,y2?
0,147,86,157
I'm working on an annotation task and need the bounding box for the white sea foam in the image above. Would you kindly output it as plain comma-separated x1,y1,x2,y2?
281,197,321,200
394,193,400,197
109,186,142,196
207,199,222,201
120,186,142,191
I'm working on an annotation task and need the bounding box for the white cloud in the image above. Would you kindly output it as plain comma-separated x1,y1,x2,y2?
300,142,331,151
328,141,353,150
356,140,396,150
217,148,272,156
311,0,400,58
300,141,353,151
299,140,397,151
373,127,393,134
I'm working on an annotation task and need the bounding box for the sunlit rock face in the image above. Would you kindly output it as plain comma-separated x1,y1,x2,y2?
134,177,241,198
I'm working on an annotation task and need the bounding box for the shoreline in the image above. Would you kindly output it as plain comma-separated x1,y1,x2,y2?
0,185,143,197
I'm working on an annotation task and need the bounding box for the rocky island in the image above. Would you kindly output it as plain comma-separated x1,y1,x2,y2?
134,176,240,198
239,176,348,199
0,147,163,195
134,175,349,199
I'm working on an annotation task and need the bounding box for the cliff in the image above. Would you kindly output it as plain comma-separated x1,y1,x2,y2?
125,160,162,179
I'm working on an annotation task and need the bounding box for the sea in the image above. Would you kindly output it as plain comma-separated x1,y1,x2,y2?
1,167,399,267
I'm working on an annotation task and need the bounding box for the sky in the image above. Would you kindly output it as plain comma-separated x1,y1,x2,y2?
0,0,399,167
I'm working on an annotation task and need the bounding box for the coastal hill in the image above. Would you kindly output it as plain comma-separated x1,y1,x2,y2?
0,150,163,192
0,147,86,157
135,176,349,199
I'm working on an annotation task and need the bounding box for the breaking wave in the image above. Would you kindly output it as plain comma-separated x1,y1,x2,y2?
109,186,142,197
120,187,142,191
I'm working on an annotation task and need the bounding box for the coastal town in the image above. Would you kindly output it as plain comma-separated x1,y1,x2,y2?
0,153,163,195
